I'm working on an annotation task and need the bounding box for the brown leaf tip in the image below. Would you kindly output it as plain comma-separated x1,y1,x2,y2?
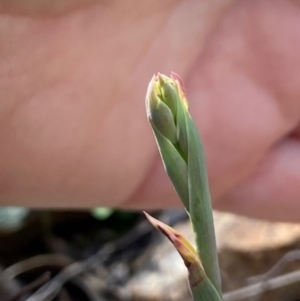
144,212,200,267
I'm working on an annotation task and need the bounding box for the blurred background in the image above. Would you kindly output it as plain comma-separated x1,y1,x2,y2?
1,207,300,301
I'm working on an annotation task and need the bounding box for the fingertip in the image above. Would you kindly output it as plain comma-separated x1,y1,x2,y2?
215,138,300,222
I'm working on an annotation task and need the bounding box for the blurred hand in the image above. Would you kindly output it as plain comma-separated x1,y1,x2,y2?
0,0,299,222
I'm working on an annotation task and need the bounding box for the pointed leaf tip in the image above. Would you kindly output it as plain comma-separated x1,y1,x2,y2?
144,212,201,268
170,71,188,110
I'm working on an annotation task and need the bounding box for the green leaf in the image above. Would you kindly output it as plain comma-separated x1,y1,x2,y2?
145,72,222,297
144,212,222,301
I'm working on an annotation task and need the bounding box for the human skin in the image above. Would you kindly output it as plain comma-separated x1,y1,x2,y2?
0,0,300,222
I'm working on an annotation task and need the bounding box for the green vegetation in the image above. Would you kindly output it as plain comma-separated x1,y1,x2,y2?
145,73,222,301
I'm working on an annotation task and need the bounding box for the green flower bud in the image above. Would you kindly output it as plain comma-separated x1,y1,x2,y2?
146,75,177,143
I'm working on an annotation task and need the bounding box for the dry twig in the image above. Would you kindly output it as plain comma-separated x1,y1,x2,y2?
223,269,300,301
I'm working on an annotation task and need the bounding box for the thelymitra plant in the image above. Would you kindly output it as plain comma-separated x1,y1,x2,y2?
145,73,222,301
